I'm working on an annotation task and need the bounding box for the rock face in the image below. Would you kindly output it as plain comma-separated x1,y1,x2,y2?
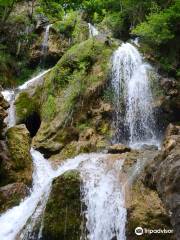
42,170,82,240
0,91,11,186
107,143,131,154
157,76,180,123
6,124,33,185
120,147,175,240
144,123,180,239
0,182,28,214
0,91,9,136
126,179,174,240
26,38,117,158
155,124,180,239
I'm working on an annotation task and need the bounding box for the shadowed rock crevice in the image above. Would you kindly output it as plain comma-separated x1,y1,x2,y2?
24,112,41,138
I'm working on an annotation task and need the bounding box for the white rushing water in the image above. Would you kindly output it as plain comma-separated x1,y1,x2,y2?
0,151,89,240
88,23,99,37
112,42,158,148
0,31,130,240
18,69,51,91
81,157,126,240
0,150,127,240
1,90,16,128
41,24,52,56
1,69,51,129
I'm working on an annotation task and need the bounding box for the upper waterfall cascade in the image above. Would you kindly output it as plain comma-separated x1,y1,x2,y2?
41,24,52,56
88,23,99,37
112,42,158,148
1,69,51,128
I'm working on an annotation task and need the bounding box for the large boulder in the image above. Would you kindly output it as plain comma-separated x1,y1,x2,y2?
0,182,28,214
6,124,33,185
31,38,117,157
42,170,82,240
107,143,131,154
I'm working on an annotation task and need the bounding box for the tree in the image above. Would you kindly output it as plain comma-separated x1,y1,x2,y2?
0,0,17,22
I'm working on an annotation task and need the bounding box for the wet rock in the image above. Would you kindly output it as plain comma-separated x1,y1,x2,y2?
7,124,33,185
144,124,180,239
155,124,180,239
0,182,28,214
0,92,9,137
141,144,158,151
126,179,175,240
42,170,83,240
160,77,176,95
35,14,49,31
107,144,131,154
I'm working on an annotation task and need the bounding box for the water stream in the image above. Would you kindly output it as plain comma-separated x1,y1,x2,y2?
112,42,158,148
41,24,52,57
88,23,99,37
0,67,127,240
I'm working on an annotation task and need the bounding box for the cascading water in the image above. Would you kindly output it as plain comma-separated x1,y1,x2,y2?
81,157,126,240
0,80,128,239
0,33,129,240
88,23,99,37
41,24,51,56
1,69,51,129
1,90,16,128
18,69,51,91
112,42,158,148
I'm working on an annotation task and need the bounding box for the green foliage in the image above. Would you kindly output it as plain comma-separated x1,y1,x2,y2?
41,38,114,126
37,0,64,21
0,0,18,22
132,2,180,45
132,0,180,76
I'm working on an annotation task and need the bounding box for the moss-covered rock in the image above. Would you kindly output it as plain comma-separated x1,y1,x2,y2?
126,179,175,240
0,182,28,214
6,124,32,185
32,37,117,157
15,92,38,123
42,170,82,240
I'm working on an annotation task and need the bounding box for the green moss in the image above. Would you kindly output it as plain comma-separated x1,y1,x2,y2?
15,92,38,122
52,11,89,42
47,38,114,116
41,95,56,121
33,38,117,153
42,170,82,240
6,125,32,185
58,142,78,159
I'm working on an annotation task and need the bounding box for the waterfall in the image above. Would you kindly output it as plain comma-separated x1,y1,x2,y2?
81,157,126,240
0,150,127,240
112,43,158,148
41,24,51,56
1,90,16,128
0,38,128,240
1,70,51,129
40,24,52,68
88,23,99,37
18,69,51,91
0,150,84,240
